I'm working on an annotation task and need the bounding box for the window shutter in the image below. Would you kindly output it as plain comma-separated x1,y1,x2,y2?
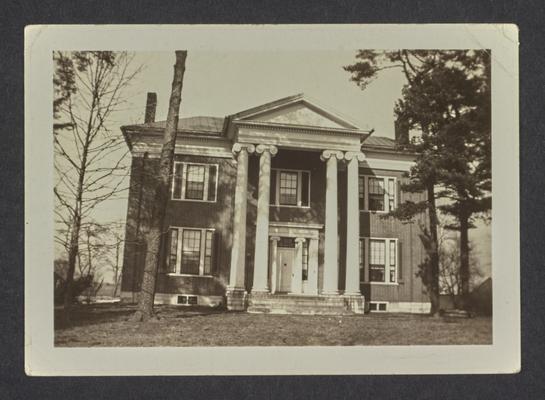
358,176,365,210
164,228,178,274
173,163,184,199
270,169,277,205
301,171,310,207
207,165,217,201
158,230,167,273
212,231,220,276
397,178,403,208
397,240,403,282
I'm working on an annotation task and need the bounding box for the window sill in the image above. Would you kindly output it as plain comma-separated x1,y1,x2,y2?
270,204,311,209
171,198,217,204
167,273,215,278
360,281,399,286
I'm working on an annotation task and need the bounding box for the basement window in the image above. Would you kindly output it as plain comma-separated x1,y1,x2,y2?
369,302,388,312
177,295,198,305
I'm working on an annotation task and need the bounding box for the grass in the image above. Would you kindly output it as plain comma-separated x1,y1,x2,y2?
55,303,492,347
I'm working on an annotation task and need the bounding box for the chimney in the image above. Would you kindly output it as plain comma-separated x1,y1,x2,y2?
394,115,410,145
144,92,157,124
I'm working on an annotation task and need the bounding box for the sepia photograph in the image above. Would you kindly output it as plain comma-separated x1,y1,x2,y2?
25,25,519,375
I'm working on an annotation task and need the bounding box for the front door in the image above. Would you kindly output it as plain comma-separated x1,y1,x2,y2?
278,248,294,292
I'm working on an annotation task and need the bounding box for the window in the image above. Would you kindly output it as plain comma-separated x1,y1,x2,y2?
359,175,397,212
279,171,298,205
270,169,310,207
185,165,205,199
359,238,365,278
167,227,216,276
358,176,365,210
369,239,386,282
204,230,214,275
181,229,201,274
359,237,398,284
302,239,309,281
172,162,218,202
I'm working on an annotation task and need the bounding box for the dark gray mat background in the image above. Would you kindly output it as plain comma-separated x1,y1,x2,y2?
1,1,543,398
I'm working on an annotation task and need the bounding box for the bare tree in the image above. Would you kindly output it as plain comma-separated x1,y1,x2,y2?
132,51,187,322
438,234,483,309
53,51,142,320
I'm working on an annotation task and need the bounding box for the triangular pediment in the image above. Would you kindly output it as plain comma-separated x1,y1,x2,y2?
232,94,360,130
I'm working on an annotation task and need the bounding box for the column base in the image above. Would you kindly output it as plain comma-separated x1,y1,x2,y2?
226,288,248,311
343,293,365,314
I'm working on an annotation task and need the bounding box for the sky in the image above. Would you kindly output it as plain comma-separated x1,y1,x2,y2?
74,50,491,283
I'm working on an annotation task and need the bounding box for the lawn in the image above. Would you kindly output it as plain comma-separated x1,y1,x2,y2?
55,303,492,347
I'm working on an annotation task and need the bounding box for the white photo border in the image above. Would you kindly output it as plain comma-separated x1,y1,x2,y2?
25,24,520,375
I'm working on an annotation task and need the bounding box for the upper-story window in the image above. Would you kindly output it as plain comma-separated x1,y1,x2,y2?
359,175,397,212
270,169,310,207
172,162,218,202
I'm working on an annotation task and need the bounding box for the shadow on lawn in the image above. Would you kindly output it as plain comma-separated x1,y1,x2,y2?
55,303,229,330
55,303,137,330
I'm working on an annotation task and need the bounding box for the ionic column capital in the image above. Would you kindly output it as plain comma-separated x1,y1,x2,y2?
295,237,306,244
270,236,281,242
320,149,344,162
255,144,278,156
344,151,366,162
232,143,255,157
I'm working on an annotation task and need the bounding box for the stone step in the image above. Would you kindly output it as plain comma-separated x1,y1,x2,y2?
247,294,362,315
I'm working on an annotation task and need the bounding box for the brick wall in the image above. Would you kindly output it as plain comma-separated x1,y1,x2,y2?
121,149,429,304
121,153,236,296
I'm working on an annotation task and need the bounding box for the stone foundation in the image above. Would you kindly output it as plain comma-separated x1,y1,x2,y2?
343,294,365,314
226,288,248,311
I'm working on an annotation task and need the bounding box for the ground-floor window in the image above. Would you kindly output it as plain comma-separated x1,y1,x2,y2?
167,227,216,275
359,237,399,283
302,239,309,281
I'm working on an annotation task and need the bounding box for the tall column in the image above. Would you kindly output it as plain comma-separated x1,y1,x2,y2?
291,237,305,294
252,144,278,293
321,150,343,295
269,236,280,294
226,143,255,310
344,151,366,295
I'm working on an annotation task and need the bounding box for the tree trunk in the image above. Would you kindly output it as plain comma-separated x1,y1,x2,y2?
62,83,97,321
113,240,120,297
427,184,440,316
133,51,187,322
63,213,81,317
459,211,470,309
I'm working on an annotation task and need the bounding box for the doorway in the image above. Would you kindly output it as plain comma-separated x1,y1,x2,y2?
278,247,294,292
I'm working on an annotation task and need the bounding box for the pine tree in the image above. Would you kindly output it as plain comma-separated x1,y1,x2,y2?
345,50,491,314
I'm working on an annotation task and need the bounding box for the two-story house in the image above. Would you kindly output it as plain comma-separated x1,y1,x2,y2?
120,93,431,314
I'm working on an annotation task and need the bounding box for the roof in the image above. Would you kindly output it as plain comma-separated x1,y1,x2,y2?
228,93,361,130
125,116,224,134
362,136,397,149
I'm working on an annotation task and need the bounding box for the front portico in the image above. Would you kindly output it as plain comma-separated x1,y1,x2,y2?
225,94,371,314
